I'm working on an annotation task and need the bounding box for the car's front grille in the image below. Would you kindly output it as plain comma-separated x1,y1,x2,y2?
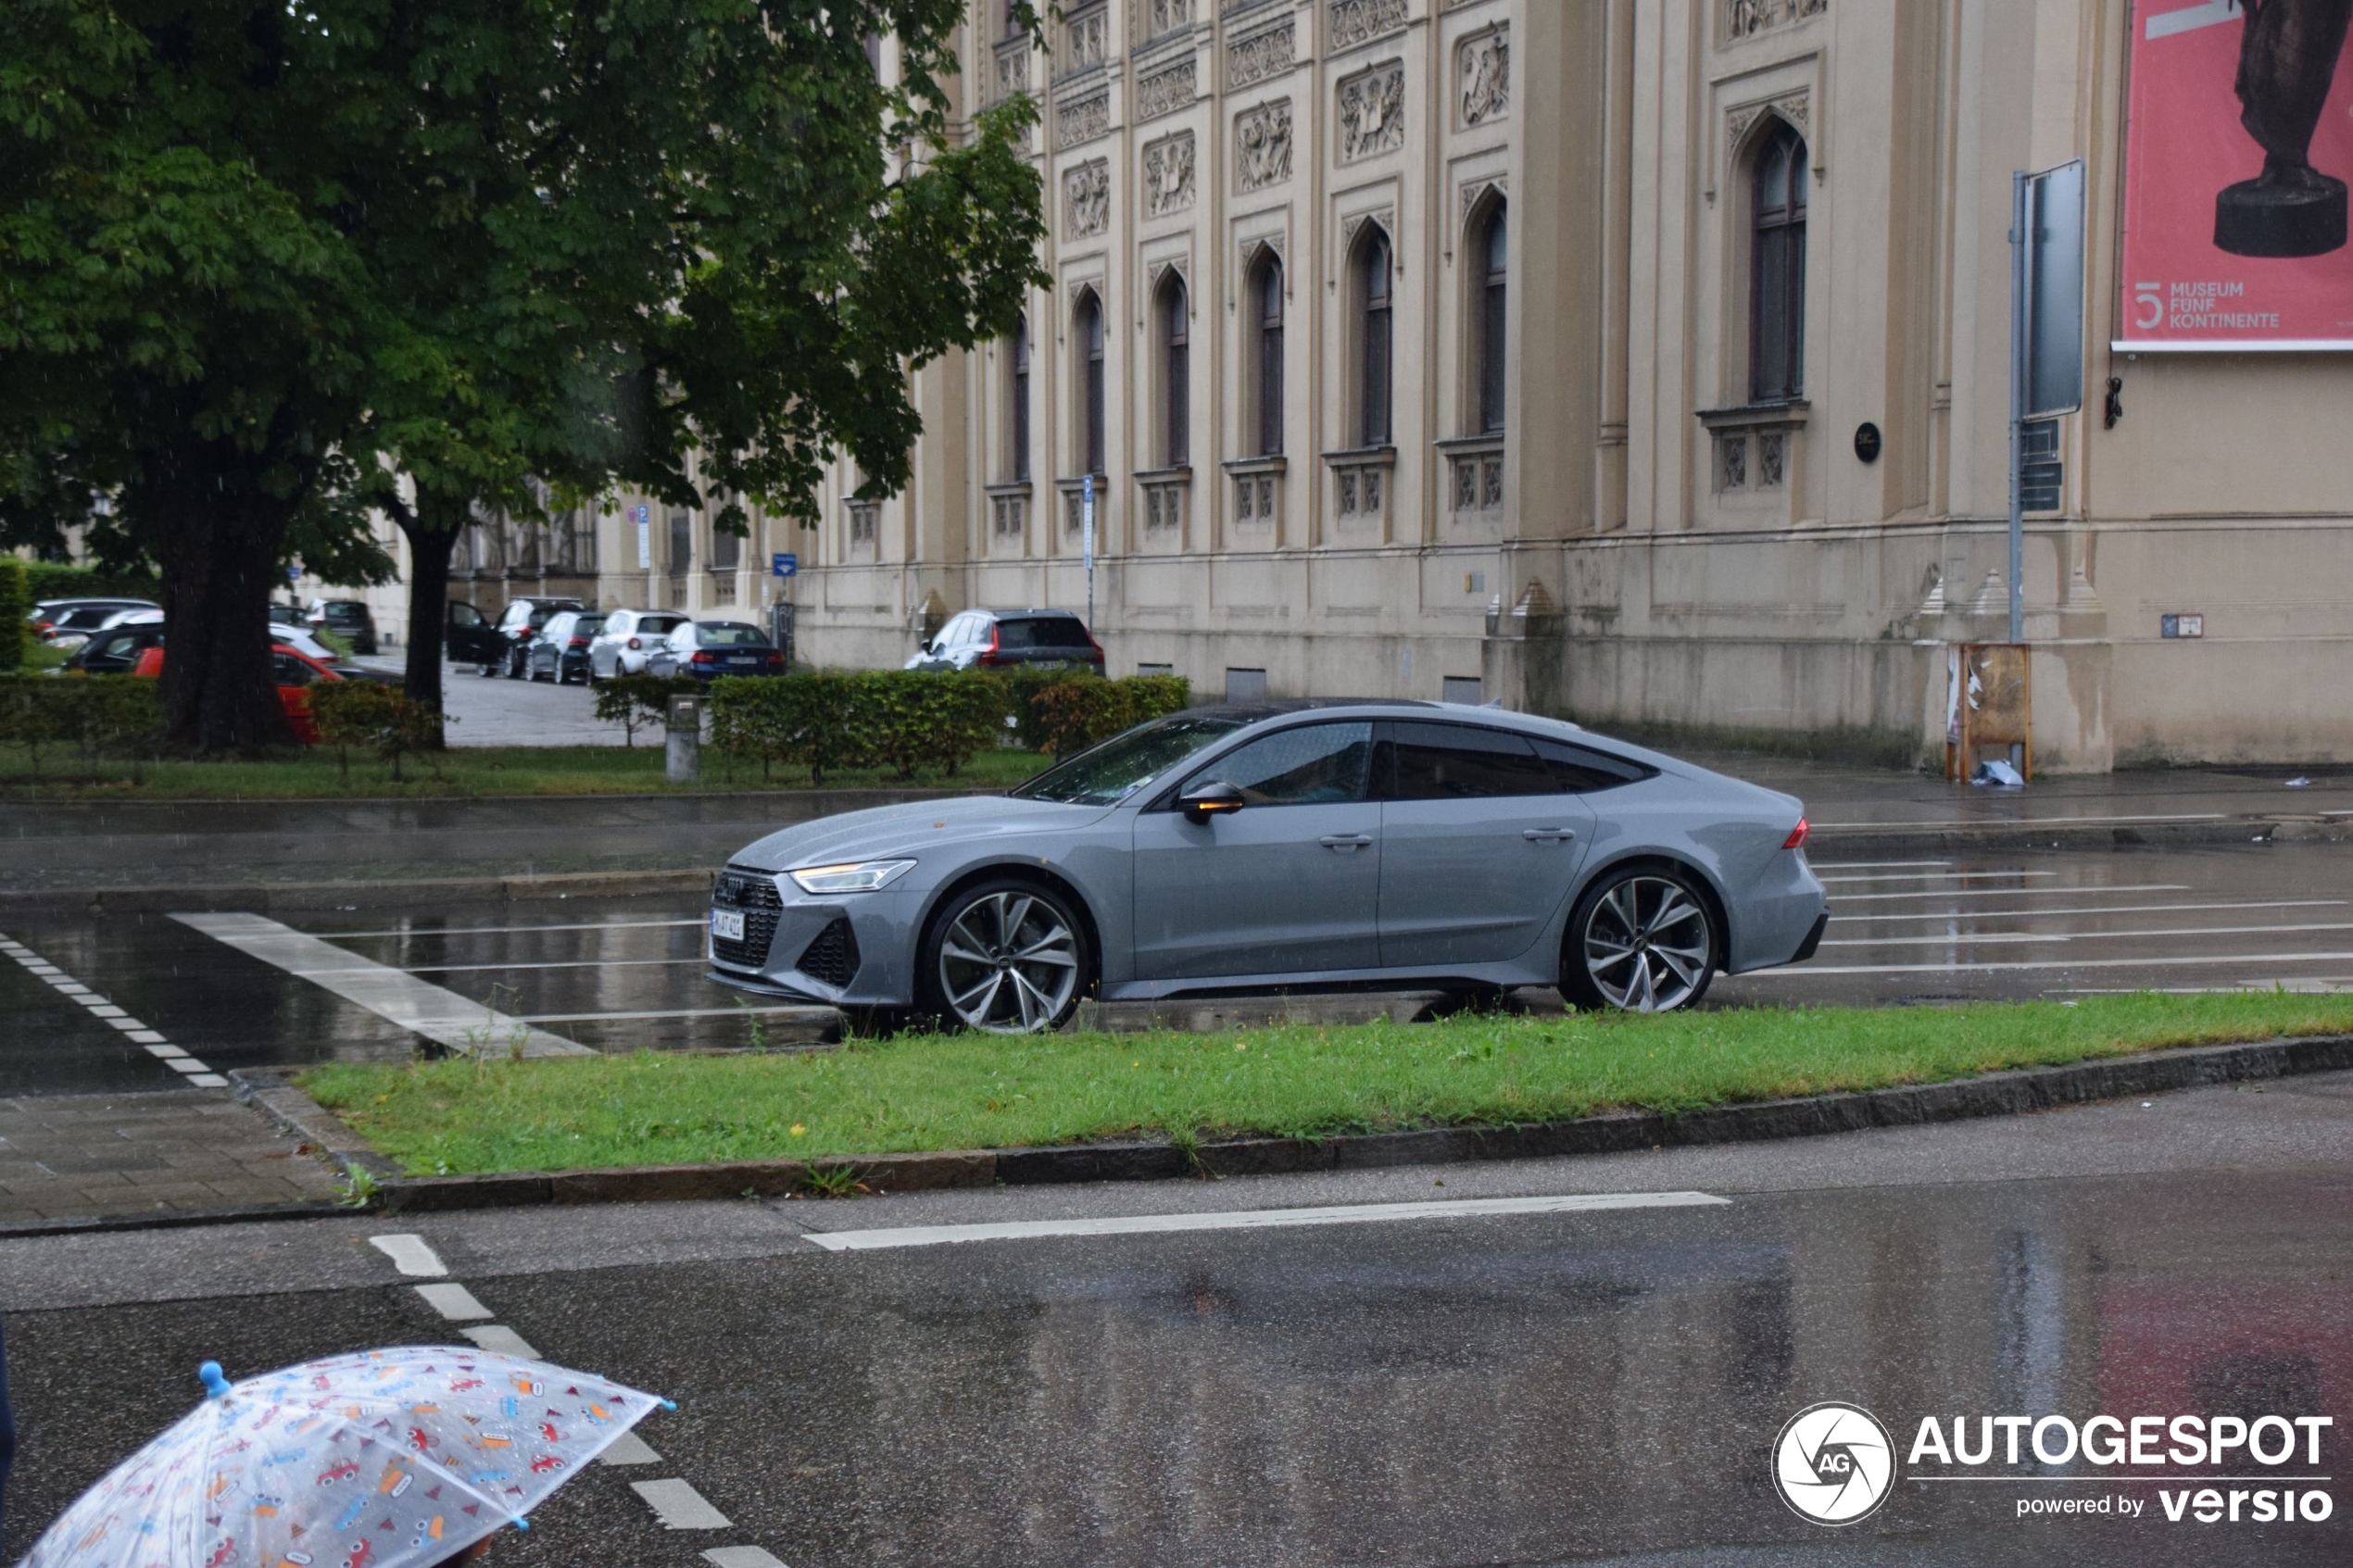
711,866,783,969
796,918,861,989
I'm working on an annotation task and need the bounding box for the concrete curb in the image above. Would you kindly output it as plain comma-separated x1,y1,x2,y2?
188,1033,2353,1218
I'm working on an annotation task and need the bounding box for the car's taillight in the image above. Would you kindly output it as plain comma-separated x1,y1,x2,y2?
975,625,1008,667
569,636,590,647
765,652,784,668
1783,817,1809,850
627,637,641,649
691,649,715,664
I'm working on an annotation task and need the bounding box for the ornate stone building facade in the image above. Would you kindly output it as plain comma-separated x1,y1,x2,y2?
554,1,2353,769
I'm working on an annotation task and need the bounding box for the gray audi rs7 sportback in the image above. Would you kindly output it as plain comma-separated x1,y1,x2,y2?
706,701,1828,1032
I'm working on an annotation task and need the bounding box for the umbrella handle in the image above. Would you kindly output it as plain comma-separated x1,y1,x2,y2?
197,1361,232,1399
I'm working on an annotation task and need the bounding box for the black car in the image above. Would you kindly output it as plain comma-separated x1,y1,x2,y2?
528,609,606,684
465,596,584,678
63,620,167,674
647,620,786,681
306,597,379,656
906,608,1103,671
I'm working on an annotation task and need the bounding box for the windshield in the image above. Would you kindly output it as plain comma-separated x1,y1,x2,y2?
998,617,1092,650
698,623,767,646
1012,714,1246,807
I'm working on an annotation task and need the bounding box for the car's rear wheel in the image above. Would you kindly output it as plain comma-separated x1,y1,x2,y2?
918,879,1090,1035
1560,864,1718,1014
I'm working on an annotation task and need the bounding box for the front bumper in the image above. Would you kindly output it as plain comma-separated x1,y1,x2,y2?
705,868,919,1006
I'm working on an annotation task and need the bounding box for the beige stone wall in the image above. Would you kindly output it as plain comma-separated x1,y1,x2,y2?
748,0,2353,766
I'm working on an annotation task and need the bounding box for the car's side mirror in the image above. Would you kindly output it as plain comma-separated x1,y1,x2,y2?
1179,782,1246,823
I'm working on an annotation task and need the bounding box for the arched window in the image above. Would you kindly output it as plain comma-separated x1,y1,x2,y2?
1252,255,1285,456
1010,311,1031,483
1356,229,1393,448
1750,121,1807,405
1076,290,1106,476
1158,275,1189,467
1475,202,1508,433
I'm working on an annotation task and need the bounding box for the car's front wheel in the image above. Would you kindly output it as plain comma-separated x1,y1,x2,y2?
1560,864,1719,1014
919,879,1090,1035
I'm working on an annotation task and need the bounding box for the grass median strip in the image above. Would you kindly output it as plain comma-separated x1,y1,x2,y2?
296,992,2353,1177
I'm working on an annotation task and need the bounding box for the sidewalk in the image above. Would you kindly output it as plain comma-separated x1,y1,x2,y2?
0,1090,341,1230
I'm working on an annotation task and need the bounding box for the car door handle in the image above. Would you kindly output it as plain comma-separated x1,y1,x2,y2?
1319,834,1375,850
1524,828,1577,843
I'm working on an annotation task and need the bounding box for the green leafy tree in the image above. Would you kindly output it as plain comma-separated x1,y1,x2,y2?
2,1,1046,750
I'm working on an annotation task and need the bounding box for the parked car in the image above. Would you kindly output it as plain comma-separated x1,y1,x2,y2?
647,620,786,681
586,609,688,680
131,643,346,744
444,600,498,666
305,597,380,656
529,610,606,684
702,702,1828,1033
268,604,306,629
905,608,1103,672
62,620,168,675
28,598,157,640
478,596,583,678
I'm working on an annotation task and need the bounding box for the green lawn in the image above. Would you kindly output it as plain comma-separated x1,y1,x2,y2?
0,743,1050,799
297,992,2353,1176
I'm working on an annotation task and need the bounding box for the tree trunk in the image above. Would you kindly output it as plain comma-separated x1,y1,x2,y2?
398,506,462,746
146,450,298,755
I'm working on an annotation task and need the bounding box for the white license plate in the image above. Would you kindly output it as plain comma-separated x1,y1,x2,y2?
710,909,746,942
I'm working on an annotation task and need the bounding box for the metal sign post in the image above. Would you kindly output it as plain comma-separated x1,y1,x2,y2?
1081,472,1097,631
770,552,798,669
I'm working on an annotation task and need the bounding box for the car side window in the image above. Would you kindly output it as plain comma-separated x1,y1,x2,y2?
1180,721,1374,807
1530,737,1655,793
448,603,483,628
271,652,317,687
1380,721,1554,800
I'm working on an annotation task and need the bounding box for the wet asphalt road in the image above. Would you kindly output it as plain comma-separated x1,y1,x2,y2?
6,843,2353,1097
4,1072,2349,1565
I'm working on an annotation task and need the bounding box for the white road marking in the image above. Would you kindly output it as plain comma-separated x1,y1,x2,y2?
1815,811,2229,830
187,1073,228,1087
315,918,705,940
369,1233,448,1277
173,911,593,1058
515,1005,832,1024
601,1432,662,1466
164,1059,209,1075
1815,871,2058,885
634,1478,733,1530
390,958,706,975
1831,898,2349,924
145,1044,188,1059
414,1282,494,1321
86,1003,126,1018
1821,933,2069,947
459,1323,543,1358
1750,949,2353,978
805,1191,1730,1253
1831,883,2191,904
1806,859,1953,871
6,935,230,1087
704,1549,789,1568
126,1028,169,1043
1822,921,2353,950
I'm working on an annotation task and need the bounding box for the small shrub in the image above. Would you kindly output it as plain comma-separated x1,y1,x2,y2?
309,680,444,783
594,672,698,746
854,671,1010,781
0,559,28,674
0,675,161,778
707,671,875,785
987,662,1096,751
1032,673,1190,755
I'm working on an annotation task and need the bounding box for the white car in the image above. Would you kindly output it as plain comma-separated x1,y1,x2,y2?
90,609,344,666
587,609,688,680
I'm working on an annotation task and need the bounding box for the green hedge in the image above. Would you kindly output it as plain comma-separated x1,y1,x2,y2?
25,562,161,602
593,672,699,746
0,675,162,774
309,681,446,782
0,559,28,674
705,671,1191,784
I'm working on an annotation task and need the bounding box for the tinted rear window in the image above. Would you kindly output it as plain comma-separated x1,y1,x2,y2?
639,616,684,634
996,616,1091,650
698,623,767,646
1531,737,1655,792
1380,721,1554,800
321,604,368,622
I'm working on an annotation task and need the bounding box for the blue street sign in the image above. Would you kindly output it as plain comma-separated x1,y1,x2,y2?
772,553,799,577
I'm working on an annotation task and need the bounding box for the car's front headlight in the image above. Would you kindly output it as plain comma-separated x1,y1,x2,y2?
788,859,917,895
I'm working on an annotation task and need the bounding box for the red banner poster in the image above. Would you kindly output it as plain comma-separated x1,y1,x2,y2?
2120,0,2353,349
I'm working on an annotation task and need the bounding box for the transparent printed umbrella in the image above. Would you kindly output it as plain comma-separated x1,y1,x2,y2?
17,1345,672,1568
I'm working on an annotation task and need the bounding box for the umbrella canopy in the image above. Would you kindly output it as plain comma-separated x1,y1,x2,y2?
18,1346,670,1568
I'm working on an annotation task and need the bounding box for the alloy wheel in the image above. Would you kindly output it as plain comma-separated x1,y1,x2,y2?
936,889,1080,1034
1580,874,1714,1013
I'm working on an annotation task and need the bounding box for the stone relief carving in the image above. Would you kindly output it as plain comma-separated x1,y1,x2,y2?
1458,176,1506,224
1460,26,1508,127
1329,0,1408,52
1057,89,1111,149
1063,159,1111,238
1236,99,1293,191
1726,91,1810,162
1147,0,1196,38
1339,62,1405,164
1727,0,1828,42
1144,132,1197,217
1228,20,1295,89
1137,58,1195,121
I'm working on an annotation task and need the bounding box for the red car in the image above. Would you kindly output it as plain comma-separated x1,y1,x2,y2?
132,644,345,745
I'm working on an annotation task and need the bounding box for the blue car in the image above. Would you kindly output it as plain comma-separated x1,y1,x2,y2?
647,620,786,681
